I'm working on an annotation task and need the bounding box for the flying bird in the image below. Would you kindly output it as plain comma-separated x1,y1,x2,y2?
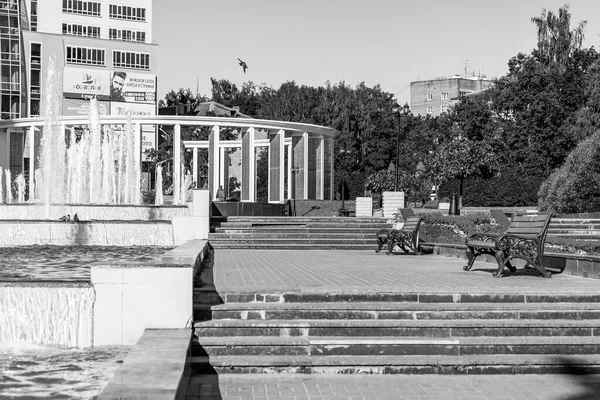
238,58,248,73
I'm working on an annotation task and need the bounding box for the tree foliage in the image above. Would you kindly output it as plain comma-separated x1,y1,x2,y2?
531,4,586,67
538,130,600,213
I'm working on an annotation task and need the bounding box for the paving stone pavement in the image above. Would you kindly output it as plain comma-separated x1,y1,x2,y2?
192,249,600,399
212,249,600,294
187,373,600,399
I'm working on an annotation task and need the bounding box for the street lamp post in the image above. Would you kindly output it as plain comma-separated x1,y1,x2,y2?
394,102,411,192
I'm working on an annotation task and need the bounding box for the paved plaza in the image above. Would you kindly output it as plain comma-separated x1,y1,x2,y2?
189,249,600,400
189,373,600,400
211,249,600,295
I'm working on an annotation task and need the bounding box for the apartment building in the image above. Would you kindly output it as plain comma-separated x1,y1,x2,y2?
410,75,494,117
0,0,158,189
0,0,157,119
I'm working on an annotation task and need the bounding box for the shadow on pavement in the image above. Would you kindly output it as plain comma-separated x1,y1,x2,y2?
556,356,600,400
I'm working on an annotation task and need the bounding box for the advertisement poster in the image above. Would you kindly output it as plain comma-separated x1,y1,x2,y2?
110,71,156,104
62,98,109,116
141,125,156,161
63,67,110,101
110,102,156,116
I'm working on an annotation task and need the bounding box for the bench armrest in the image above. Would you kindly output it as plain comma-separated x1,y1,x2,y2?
498,233,543,241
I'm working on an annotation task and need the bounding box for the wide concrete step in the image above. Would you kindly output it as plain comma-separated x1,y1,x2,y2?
207,237,378,244
217,222,392,229
193,291,600,305
213,227,385,234
192,336,600,357
209,232,380,239
201,302,600,321
194,319,600,338
222,217,389,223
190,354,600,375
207,243,377,250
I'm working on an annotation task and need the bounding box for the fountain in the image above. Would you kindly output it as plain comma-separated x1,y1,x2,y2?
36,57,140,206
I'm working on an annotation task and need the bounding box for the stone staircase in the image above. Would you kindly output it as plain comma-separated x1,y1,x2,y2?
208,217,393,250
192,291,600,375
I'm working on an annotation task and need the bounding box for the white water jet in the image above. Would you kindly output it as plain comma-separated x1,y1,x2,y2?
34,56,141,206
16,174,26,203
155,164,163,205
5,169,11,204
38,57,66,206
0,167,3,204
0,285,94,348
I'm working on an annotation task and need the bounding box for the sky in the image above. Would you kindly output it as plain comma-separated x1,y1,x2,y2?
154,0,600,107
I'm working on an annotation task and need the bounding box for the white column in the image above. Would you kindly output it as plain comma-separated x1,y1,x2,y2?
303,132,309,199
317,135,324,200
208,125,220,200
219,146,225,188
241,127,255,202
329,137,335,200
173,124,181,205
286,144,292,200
28,125,35,200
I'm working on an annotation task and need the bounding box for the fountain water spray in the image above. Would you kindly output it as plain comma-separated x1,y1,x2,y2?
35,56,141,207
0,167,3,204
4,169,12,204
16,173,26,203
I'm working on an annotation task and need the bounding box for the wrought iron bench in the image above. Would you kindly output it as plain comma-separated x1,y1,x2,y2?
463,212,554,278
375,216,423,255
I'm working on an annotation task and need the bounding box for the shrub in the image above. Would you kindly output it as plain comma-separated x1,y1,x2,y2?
439,166,543,207
418,213,599,256
538,131,600,213
141,189,155,204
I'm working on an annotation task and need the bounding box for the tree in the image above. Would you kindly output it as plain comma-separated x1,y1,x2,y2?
531,4,586,67
426,93,503,208
538,130,600,213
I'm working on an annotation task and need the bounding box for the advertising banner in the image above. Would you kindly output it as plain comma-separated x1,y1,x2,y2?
63,67,111,101
110,71,156,104
110,102,156,116
62,98,110,116
141,125,156,161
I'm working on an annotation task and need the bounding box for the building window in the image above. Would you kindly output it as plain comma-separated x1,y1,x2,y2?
109,28,146,43
30,0,38,31
66,45,105,66
62,23,101,38
441,105,448,113
441,92,449,100
427,93,433,101
459,90,472,97
0,0,18,11
62,0,101,16
30,42,41,117
113,50,150,70
426,106,433,114
109,4,146,21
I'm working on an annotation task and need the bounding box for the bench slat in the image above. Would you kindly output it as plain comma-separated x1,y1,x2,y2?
506,227,546,235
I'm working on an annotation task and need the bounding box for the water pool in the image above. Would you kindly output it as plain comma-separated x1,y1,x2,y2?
0,345,130,399
0,245,174,281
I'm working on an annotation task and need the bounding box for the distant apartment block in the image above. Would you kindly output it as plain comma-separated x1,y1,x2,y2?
410,75,494,117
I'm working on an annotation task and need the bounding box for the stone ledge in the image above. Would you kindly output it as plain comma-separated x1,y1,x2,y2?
97,329,192,400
